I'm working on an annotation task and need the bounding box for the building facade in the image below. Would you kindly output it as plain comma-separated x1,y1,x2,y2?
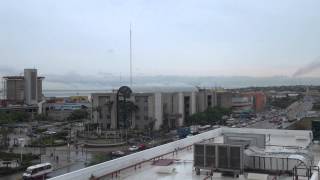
244,91,267,112
196,89,217,112
216,91,233,108
91,89,232,131
3,69,44,105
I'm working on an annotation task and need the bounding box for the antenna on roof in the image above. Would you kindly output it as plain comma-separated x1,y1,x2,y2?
129,23,133,87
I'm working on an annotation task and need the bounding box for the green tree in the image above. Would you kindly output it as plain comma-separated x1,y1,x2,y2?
186,107,231,126
118,100,138,128
0,111,30,124
67,109,89,121
34,114,50,121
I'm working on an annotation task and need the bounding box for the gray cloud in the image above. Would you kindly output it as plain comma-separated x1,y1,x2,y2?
2,66,320,90
44,74,320,90
0,66,21,76
293,57,320,77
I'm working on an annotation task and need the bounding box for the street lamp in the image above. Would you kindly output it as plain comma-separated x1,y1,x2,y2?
18,138,25,164
116,86,132,143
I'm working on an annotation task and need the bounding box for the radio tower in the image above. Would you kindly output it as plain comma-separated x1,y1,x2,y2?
129,23,133,87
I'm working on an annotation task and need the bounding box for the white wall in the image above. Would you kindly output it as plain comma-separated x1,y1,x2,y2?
24,69,38,105
154,92,162,130
191,91,196,114
178,92,184,126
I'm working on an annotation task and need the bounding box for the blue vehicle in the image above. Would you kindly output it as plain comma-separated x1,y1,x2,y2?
177,127,191,139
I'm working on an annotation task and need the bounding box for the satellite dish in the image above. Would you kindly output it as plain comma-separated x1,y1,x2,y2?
118,86,132,98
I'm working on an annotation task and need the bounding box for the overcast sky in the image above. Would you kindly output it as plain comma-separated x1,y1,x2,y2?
1,0,320,78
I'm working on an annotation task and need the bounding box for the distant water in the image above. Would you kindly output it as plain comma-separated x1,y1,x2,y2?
2,75,320,98
43,86,198,97
43,90,109,97
0,87,197,98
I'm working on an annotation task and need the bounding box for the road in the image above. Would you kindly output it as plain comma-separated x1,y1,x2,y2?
248,119,278,129
1,146,92,180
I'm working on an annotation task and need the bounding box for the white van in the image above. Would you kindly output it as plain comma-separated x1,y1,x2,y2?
22,163,53,179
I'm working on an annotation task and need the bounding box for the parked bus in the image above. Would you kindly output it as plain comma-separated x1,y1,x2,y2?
22,163,53,179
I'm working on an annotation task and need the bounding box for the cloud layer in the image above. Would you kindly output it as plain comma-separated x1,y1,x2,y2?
293,57,320,77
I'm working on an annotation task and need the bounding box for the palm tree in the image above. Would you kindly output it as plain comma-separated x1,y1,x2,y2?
104,101,114,129
118,100,139,129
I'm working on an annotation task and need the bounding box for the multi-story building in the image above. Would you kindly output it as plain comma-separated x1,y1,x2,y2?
91,92,164,130
91,92,118,129
92,89,271,131
244,91,267,112
196,89,217,112
216,91,233,108
2,69,44,105
232,95,253,113
132,92,162,130
161,92,196,129
91,89,232,131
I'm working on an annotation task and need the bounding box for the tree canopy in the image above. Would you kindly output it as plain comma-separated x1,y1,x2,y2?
0,111,30,124
67,109,89,121
185,107,231,126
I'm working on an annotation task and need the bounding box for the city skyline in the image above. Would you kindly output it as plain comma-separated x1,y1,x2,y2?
1,0,320,79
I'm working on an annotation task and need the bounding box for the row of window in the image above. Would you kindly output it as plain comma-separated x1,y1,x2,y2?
135,115,149,120
135,97,149,103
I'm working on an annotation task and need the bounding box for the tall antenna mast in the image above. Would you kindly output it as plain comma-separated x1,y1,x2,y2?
129,23,133,87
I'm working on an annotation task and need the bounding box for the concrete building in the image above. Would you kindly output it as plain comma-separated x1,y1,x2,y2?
91,92,162,130
3,76,25,104
244,91,267,112
2,69,44,105
91,90,270,131
232,95,253,113
91,92,118,129
132,93,161,130
160,92,181,129
160,92,196,129
216,91,233,108
231,92,267,113
196,89,217,112
24,69,39,105
91,90,231,131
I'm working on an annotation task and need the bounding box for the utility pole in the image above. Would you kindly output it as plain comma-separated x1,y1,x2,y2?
68,123,71,162
18,138,24,164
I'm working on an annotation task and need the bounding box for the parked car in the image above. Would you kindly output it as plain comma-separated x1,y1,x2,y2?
42,131,57,135
138,144,146,150
111,151,125,157
128,146,139,151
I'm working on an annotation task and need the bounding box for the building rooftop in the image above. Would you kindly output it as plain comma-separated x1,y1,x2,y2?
50,128,320,180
